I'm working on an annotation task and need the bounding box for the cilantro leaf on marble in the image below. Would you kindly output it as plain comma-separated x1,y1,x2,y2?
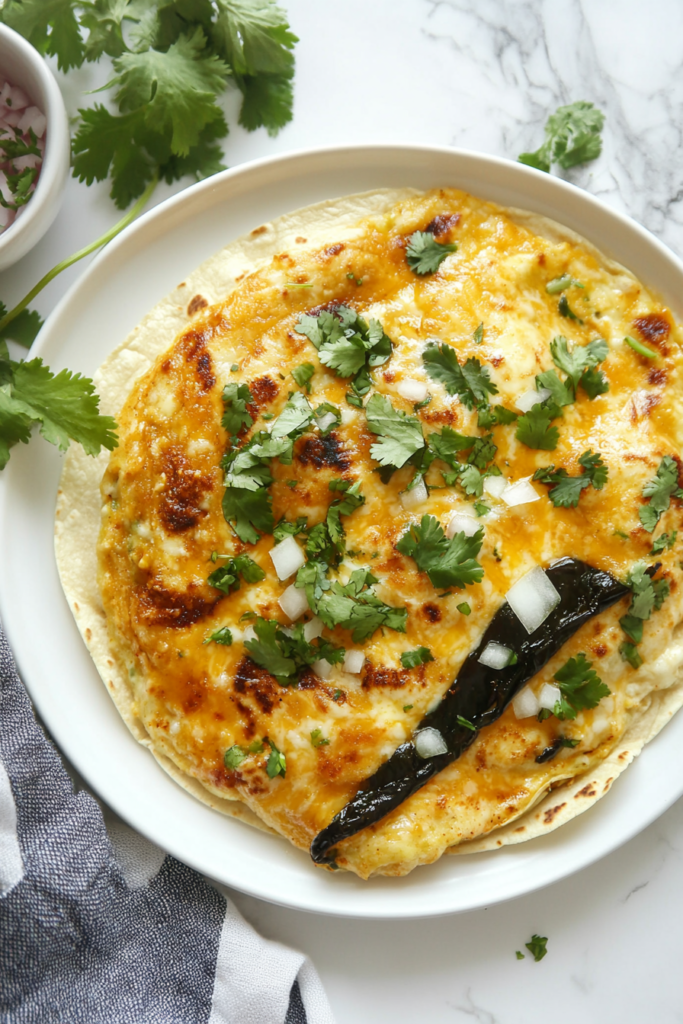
518,101,605,173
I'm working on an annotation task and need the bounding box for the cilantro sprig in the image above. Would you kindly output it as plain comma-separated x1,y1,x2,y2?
405,231,457,275
551,654,610,720
207,554,265,595
639,456,683,533
619,562,669,667
518,101,605,173
401,647,434,669
422,343,498,409
0,341,118,470
244,617,345,686
297,565,408,643
365,393,425,469
396,514,485,591
533,450,608,508
295,306,392,398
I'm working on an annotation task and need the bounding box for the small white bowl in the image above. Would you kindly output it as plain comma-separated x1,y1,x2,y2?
0,24,69,271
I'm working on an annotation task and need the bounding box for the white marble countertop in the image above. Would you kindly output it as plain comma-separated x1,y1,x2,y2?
3,1,683,1020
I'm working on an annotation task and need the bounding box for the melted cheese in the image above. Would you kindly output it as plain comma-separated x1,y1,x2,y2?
98,188,683,877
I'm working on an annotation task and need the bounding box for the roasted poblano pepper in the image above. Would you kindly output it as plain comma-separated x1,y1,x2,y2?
310,557,630,865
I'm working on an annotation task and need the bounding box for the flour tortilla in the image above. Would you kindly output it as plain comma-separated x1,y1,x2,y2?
54,187,683,859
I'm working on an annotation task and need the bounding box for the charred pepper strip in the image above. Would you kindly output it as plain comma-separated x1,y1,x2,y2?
310,557,629,865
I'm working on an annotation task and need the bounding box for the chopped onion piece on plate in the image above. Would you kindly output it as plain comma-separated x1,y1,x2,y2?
269,535,306,580
479,641,513,669
313,658,333,680
414,727,448,759
512,686,541,719
502,478,540,507
538,683,561,711
506,565,561,634
483,475,507,499
278,583,309,621
515,386,551,412
303,616,324,641
446,511,480,538
400,478,428,510
397,378,428,403
343,650,365,674
316,411,336,432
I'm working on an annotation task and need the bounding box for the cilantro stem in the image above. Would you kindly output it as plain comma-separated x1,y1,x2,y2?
0,173,159,339
624,335,658,360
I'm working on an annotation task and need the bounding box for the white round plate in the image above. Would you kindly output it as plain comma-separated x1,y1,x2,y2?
2,145,683,919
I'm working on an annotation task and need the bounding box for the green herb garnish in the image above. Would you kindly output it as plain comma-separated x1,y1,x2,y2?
397,514,484,591
291,362,315,393
203,627,233,645
310,728,330,748
400,647,434,669
533,450,608,507
405,231,457,274
625,335,658,359
518,100,604,173
524,934,549,962
266,738,286,779
207,555,265,595
551,654,610,720
423,342,498,409
639,456,683,532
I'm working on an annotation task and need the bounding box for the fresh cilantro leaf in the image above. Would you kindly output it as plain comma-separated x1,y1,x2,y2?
237,70,294,134
533,449,607,507
224,744,246,769
639,456,683,532
212,0,297,79
516,951,525,961
396,514,485,590
72,105,154,209
295,306,392,382
477,404,518,428
304,567,407,643
400,646,434,669
7,358,118,458
619,562,669,654
552,653,610,720
525,934,549,962
0,384,32,470
535,369,574,408
222,382,254,435
244,617,344,686
270,390,313,437
515,403,560,451
558,294,583,323
467,434,496,470
620,641,642,669
310,728,329,748
578,366,609,399
80,0,129,61
365,393,425,469
0,305,43,349
473,323,484,344
266,737,286,778
427,425,477,464
405,231,458,274
273,516,307,543
423,343,498,409
222,484,272,544
650,531,677,555
207,554,265,594
291,362,315,393
550,336,608,393
518,101,604,173
204,626,233,645
3,0,85,71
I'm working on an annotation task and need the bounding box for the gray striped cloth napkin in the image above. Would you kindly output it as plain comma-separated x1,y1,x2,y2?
0,626,335,1024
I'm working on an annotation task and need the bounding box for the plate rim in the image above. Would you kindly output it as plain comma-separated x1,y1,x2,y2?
3,142,683,918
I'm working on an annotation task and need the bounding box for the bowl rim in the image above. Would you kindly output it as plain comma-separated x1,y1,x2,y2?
0,22,70,264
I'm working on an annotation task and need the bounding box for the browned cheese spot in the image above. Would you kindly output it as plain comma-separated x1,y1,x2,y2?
425,213,460,238
180,330,216,392
362,663,411,690
234,656,282,715
187,294,209,316
633,313,671,353
135,580,218,628
648,367,667,386
297,432,350,471
423,603,442,623
158,446,212,533
249,375,279,409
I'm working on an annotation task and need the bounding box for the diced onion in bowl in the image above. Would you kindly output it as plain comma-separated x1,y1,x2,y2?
502,477,540,507
343,650,365,674
446,511,480,539
313,658,333,680
397,378,428,403
515,386,551,412
414,727,448,759
478,641,513,669
303,616,324,641
269,535,305,580
278,584,309,621
506,565,561,634
483,475,507,499
512,686,540,719
538,683,561,711
316,411,336,432
400,478,428,510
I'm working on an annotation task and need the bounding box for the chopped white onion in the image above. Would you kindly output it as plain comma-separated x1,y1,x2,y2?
512,686,540,719
343,649,365,674
243,625,256,643
506,565,561,634
515,386,551,412
397,378,428,403
269,535,305,580
414,727,448,759
483,475,507,499
17,105,46,138
278,584,309,621
479,641,513,670
400,478,428,510
316,411,336,433
313,658,333,681
446,511,480,539
538,683,561,711
303,616,324,641
502,477,540,507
